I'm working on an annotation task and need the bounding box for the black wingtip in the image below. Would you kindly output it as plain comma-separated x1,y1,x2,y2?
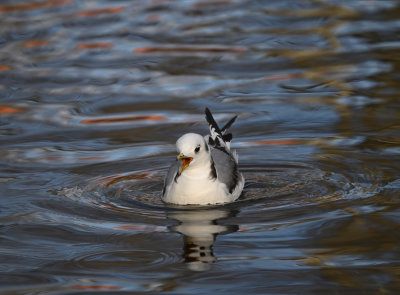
221,115,237,134
205,107,222,135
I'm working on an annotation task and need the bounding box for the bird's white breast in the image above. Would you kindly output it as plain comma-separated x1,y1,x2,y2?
164,166,233,205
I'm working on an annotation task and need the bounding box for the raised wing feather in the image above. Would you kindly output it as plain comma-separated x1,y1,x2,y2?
205,107,237,150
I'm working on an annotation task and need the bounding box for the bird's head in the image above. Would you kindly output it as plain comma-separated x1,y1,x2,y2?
176,133,209,174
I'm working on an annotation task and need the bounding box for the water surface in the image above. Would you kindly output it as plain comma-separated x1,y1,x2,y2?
1,0,400,294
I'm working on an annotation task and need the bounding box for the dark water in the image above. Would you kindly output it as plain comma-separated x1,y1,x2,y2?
1,0,400,294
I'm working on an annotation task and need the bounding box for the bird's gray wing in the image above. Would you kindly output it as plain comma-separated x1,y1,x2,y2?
162,161,179,197
210,147,239,194
205,107,240,193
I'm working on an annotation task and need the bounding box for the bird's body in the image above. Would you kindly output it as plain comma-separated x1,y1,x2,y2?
162,108,244,206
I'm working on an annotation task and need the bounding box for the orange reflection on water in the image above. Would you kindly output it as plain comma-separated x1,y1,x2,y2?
24,40,50,48
0,106,24,114
0,65,11,71
0,0,70,12
76,6,126,17
134,46,246,54
75,42,113,50
43,156,64,161
78,156,107,161
81,115,167,124
101,172,151,188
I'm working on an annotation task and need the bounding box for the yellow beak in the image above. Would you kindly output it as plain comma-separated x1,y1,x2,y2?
177,153,193,174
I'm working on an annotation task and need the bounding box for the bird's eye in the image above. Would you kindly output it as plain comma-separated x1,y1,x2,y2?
194,146,200,153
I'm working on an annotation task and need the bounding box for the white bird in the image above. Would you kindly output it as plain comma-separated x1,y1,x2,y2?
162,108,244,205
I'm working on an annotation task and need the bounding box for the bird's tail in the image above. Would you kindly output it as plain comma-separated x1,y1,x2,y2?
205,107,237,150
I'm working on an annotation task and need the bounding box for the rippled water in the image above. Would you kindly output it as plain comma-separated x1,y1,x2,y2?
1,0,400,294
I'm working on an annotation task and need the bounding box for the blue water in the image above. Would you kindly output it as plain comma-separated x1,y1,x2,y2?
0,0,399,294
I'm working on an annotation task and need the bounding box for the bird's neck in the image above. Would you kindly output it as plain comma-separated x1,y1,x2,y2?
184,156,212,178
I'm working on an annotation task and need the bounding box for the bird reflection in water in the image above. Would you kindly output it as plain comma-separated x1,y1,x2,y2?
167,208,238,271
